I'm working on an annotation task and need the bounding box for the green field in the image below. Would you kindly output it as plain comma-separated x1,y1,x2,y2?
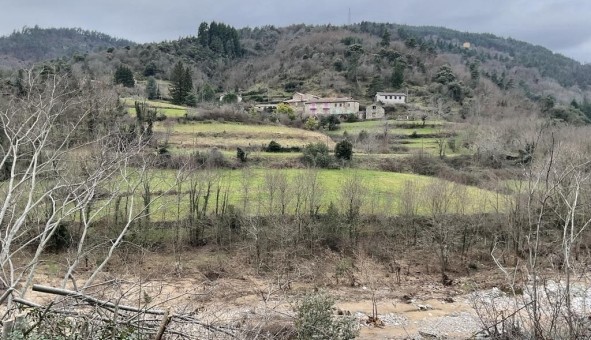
97,168,509,222
121,97,187,117
326,119,444,138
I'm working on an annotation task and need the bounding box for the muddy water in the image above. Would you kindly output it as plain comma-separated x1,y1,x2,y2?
338,297,481,339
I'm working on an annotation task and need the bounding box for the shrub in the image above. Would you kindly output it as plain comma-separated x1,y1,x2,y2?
47,223,71,252
345,113,359,123
320,115,341,131
236,147,247,162
206,148,227,168
302,143,332,168
266,141,301,153
295,291,358,340
266,141,283,152
304,117,318,130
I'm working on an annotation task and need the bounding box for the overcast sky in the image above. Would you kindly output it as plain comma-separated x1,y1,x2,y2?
1,0,589,63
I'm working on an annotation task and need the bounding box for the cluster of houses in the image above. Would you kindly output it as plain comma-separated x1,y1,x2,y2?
254,91,407,121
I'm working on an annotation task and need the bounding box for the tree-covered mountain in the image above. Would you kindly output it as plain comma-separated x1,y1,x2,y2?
2,22,590,124
0,26,134,69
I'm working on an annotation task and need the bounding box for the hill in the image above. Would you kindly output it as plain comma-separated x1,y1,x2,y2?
0,26,134,69
3,22,591,126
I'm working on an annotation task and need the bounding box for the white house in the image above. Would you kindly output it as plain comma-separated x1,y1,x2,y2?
375,92,406,105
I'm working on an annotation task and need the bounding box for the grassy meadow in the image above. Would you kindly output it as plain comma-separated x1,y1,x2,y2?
121,97,187,117
96,168,509,223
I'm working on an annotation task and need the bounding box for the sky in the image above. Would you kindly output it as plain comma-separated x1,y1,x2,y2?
0,0,589,63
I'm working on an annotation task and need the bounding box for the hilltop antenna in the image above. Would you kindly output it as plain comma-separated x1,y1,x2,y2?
348,8,351,26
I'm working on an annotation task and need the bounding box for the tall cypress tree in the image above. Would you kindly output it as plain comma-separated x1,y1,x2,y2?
169,61,193,105
169,61,186,105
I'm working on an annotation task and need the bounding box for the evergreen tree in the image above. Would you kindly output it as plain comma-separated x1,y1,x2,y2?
169,61,192,105
335,140,353,161
143,62,158,77
114,65,134,87
391,62,404,89
199,83,216,102
145,76,159,100
367,76,383,98
197,22,209,47
380,29,391,47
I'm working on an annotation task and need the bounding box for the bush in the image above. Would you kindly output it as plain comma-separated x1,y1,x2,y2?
295,291,358,340
265,140,301,153
302,143,333,168
320,115,341,131
47,223,71,252
237,147,247,162
345,113,359,123
266,141,283,152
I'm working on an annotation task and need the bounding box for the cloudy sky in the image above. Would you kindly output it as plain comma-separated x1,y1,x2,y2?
1,0,589,63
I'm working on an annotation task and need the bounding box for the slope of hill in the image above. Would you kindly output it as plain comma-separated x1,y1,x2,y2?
0,26,134,69
2,22,591,123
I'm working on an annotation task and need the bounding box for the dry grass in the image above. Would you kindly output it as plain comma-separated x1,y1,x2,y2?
156,121,334,150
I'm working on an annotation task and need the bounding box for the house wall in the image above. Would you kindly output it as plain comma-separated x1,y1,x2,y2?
304,101,359,116
365,104,385,119
376,94,406,105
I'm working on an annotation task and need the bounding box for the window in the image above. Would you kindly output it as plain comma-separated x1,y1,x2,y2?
334,103,338,107
372,105,376,109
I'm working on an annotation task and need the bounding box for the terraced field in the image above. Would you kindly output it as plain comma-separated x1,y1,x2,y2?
155,121,334,151
328,119,469,156
121,97,187,117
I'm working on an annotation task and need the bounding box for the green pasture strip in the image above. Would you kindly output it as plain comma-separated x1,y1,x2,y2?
91,168,509,222
122,98,188,117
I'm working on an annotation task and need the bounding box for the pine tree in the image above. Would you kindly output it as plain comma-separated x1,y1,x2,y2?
169,61,193,105
169,61,186,105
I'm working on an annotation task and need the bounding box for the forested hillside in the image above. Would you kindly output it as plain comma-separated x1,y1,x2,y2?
0,26,133,69
20,21,584,125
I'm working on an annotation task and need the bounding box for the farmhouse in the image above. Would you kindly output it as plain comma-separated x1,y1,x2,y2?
303,97,359,117
363,104,386,120
375,92,406,105
283,92,320,113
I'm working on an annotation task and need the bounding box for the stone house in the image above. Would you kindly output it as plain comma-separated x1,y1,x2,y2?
363,104,386,120
375,92,406,105
303,98,359,117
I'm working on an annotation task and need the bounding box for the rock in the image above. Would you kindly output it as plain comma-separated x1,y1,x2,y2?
417,304,432,311
419,330,439,338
